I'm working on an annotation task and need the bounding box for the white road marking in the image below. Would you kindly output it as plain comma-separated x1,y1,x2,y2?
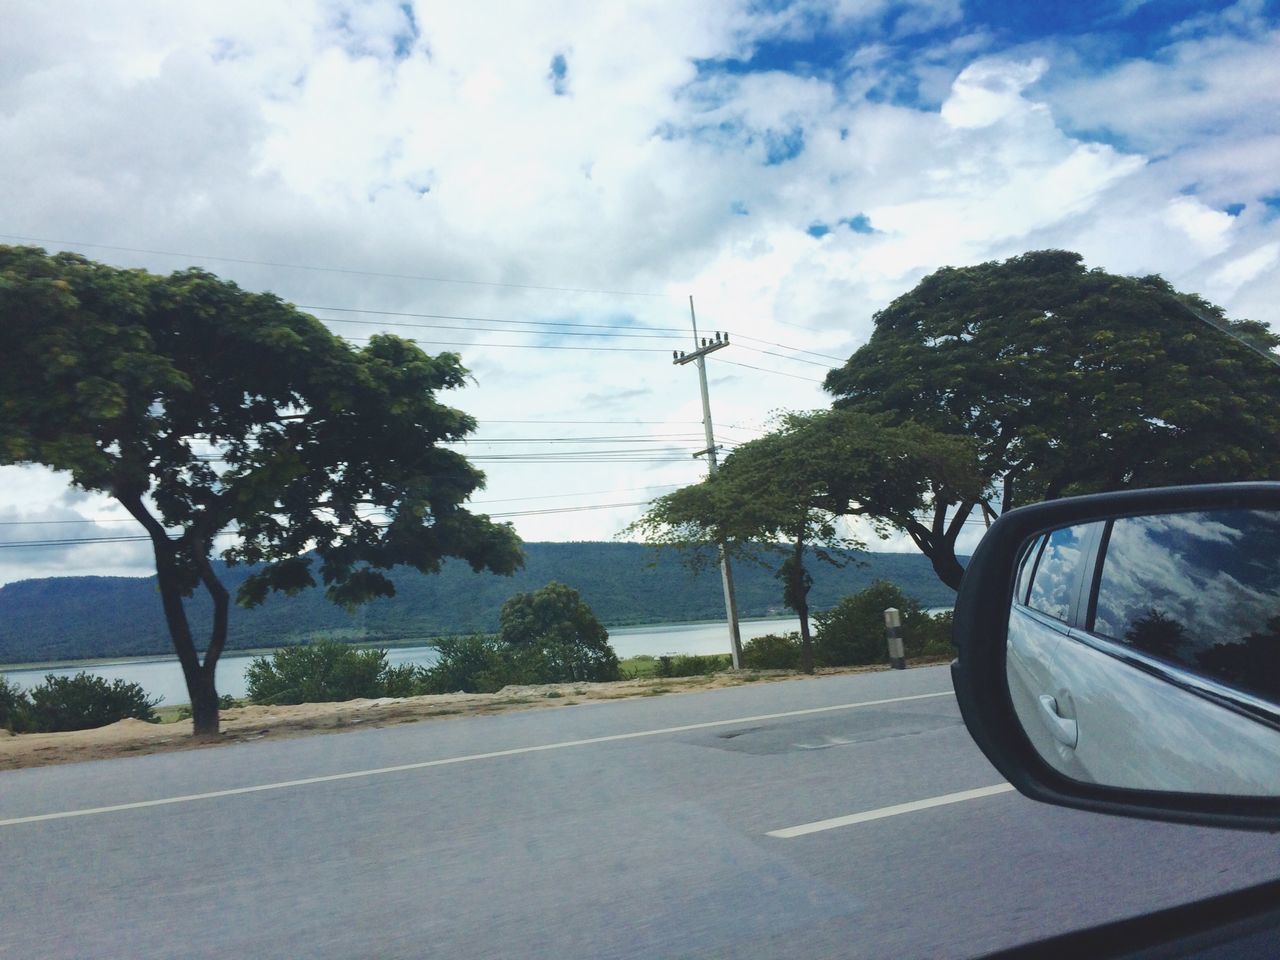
0,690,953,828
767,783,1016,838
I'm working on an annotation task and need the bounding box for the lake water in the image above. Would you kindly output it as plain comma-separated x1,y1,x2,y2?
0,617,804,707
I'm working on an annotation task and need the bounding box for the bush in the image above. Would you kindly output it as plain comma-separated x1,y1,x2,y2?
1,675,34,732
654,653,730,677
245,640,414,705
814,581,952,667
419,631,628,694
26,672,159,732
498,582,621,683
417,635,511,694
742,632,802,670
380,663,422,698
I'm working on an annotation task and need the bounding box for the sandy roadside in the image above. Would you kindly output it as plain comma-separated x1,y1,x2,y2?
1,662,945,771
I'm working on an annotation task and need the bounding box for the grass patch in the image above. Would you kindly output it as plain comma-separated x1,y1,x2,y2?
619,655,659,679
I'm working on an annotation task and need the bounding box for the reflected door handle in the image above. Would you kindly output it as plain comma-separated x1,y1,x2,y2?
1038,695,1079,749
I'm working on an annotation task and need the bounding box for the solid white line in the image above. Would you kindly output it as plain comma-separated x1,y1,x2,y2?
0,690,953,828
767,783,1016,838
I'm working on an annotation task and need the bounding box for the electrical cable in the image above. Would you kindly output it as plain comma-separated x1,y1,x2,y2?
712,358,826,384
734,345,838,369
729,333,848,364
341,334,673,353
0,234,667,298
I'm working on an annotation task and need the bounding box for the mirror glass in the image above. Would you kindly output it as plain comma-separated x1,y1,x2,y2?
1006,508,1280,797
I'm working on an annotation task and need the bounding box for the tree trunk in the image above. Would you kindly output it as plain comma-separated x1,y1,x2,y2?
192,546,231,737
119,494,226,737
926,548,966,591
786,538,815,675
797,591,814,674
187,666,221,738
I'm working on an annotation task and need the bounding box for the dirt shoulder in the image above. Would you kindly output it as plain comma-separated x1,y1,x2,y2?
0,661,948,771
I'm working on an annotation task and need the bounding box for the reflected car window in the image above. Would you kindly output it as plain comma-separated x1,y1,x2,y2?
1015,535,1045,606
1026,524,1092,622
1092,510,1280,705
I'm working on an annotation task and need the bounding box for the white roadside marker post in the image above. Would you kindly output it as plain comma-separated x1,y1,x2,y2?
884,607,906,670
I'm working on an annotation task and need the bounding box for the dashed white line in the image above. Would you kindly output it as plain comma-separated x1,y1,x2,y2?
1,690,953,828
767,783,1016,838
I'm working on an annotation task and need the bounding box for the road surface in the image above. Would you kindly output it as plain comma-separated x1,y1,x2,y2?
4,665,1279,958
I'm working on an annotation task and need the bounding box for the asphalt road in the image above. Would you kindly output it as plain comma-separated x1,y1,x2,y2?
4,665,1280,959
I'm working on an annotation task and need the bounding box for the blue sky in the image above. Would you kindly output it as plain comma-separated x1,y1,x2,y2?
0,0,1278,580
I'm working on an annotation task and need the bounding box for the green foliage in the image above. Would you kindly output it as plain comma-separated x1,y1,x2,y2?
654,654,730,677
1,675,34,732
25,672,159,732
416,635,510,694
742,632,802,670
497,582,620,682
0,245,523,731
627,410,977,670
244,640,414,705
418,627,627,694
813,582,951,667
825,249,1280,587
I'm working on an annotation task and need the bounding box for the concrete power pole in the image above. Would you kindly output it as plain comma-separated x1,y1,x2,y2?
672,296,744,669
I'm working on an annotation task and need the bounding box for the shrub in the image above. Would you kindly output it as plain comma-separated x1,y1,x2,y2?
909,610,953,659
1,675,34,732
417,635,511,694
654,653,730,677
381,663,422,698
498,582,621,682
26,672,159,732
245,640,410,705
814,581,952,667
742,632,802,670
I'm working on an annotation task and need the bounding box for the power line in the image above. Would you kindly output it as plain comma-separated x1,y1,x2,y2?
450,434,706,443
479,418,704,426
734,344,838,369
0,234,668,298
314,313,686,341
3,235,858,363
0,499,664,549
314,307,839,368
730,332,848,364
304,304,688,335
341,334,672,354
711,358,829,386
0,483,690,527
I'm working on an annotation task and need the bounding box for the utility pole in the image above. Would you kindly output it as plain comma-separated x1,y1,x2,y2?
673,296,744,669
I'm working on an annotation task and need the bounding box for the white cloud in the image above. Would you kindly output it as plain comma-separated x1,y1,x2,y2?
0,1,1277,587
1209,242,1280,296
940,56,1048,129
1164,196,1235,256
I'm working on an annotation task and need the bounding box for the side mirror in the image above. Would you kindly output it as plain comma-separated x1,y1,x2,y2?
951,482,1280,831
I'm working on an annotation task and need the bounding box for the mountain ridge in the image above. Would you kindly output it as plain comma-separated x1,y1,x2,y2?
0,541,957,664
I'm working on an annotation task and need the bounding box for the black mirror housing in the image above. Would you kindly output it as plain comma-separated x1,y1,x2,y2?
952,482,1280,832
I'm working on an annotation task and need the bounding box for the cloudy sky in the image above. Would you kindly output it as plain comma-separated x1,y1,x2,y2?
1,0,1278,585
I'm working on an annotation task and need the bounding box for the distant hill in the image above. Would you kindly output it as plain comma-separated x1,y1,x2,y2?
0,542,957,665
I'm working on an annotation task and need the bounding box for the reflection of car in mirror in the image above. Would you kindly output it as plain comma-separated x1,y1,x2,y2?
1008,509,1280,796
951,481,1280,833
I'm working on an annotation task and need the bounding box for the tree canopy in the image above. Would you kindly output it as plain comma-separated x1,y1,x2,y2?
0,245,523,732
497,581,619,682
628,411,979,670
824,249,1280,587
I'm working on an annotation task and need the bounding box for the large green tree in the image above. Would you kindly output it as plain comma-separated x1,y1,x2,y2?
498,581,620,682
628,412,978,671
0,246,523,734
825,249,1280,588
